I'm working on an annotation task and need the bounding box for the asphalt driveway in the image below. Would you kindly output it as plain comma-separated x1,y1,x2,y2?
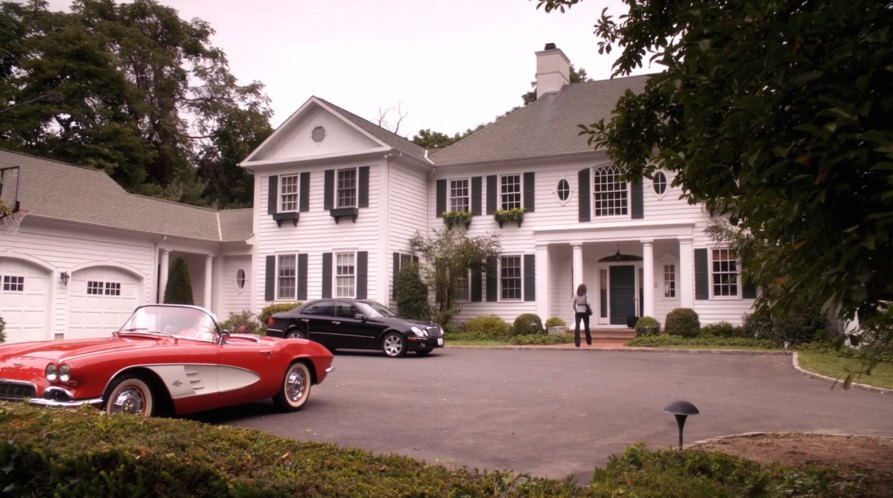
193,347,893,484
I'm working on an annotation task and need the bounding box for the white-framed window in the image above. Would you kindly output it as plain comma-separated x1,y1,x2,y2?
500,255,522,301
455,271,470,302
653,171,668,196
335,252,356,298
276,254,297,300
87,280,103,295
236,269,247,290
105,282,121,296
2,275,24,292
663,264,676,298
712,248,739,297
279,174,299,212
336,168,357,208
87,280,121,296
449,178,470,212
556,178,570,202
593,165,628,217
500,174,522,210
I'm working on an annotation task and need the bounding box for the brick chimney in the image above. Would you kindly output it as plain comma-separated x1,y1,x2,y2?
535,43,570,98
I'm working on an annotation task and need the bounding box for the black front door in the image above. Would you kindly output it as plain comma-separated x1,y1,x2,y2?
609,265,636,325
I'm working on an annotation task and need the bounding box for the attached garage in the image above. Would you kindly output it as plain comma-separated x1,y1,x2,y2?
65,266,142,339
0,258,52,343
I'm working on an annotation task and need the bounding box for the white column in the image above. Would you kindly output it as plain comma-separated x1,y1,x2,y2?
535,244,550,321
572,242,583,294
158,249,169,303
642,240,654,318
678,238,693,308
203,255,213,310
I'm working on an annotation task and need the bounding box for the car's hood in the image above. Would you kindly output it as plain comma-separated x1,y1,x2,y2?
0,335,162,365
371,316,443,333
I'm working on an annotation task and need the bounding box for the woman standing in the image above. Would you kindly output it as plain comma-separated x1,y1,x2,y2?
572,284,592,347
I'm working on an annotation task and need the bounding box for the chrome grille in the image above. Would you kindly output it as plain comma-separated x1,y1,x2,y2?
0,380,37,400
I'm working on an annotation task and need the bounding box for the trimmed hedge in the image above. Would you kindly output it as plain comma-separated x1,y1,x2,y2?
512,313,544,335
665,308,701,338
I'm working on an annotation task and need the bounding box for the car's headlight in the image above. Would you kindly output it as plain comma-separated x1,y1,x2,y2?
411,326,428,337
45,364,57,382
59,364,71,383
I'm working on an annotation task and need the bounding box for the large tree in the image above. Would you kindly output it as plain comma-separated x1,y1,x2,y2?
0,0,271,207
539,0,893,346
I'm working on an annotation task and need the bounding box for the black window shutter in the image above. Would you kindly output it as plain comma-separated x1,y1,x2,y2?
695,248,709,300
523,254,536,301
486,256,498,302
471,266,482,302
267,176,278,215
358,166,370,208
486,175,497,214
299,172,310,212
265,255,275,301
743,277,757,299
436,179,447,217
471,176,482,216
631,178,644,219
298,254,308,300
523,172,535,212
578,168,590,222
356,251,368,299
323,170,334,210
322,252,333,298
392,252,400,299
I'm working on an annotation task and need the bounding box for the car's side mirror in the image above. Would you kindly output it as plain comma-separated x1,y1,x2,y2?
355,313,366,322
219,330,231,344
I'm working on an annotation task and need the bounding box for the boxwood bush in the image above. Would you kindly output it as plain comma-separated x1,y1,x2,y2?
459,315,510,339
634,316,661,336
701,321,744,338
665,308,701,338
512,313,544,336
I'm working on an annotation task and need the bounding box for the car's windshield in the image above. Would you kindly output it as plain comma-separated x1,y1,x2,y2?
119,305,218,341
357,301,397,318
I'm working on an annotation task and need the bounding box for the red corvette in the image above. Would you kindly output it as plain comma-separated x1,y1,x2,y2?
0,304,334,416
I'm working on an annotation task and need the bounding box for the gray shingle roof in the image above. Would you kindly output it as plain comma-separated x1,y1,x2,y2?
430,74,650,165
0,149,250,242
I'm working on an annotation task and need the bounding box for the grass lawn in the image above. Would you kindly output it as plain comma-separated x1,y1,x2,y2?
796,351,893,390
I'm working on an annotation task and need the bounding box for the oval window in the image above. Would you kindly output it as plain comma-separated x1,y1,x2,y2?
653,171,668,195
557,179,570,201
236,269,246,289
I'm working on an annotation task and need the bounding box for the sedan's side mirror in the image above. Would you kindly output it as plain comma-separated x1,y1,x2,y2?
355,313,366,322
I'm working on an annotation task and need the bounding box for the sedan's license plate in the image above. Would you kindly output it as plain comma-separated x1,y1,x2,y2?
437,337,444,346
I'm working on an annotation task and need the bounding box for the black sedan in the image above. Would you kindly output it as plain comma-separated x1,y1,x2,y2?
266,299,445,357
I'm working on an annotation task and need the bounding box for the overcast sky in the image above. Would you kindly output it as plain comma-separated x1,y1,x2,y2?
44,0,652,138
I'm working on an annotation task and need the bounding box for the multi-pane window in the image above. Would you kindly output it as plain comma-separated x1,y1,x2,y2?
500,175,521,210
87,280,121,296
663,264,676,298
593,165,628,216
336,168,357,208
105,282,121,296
277,254,296,300
87,281,104,295
500,255,522,300
336,252,356,298
712,248,738,297
455,271,470,302
449,178,470,212
279,174,299,212
2,275,23,292
653,171,668,195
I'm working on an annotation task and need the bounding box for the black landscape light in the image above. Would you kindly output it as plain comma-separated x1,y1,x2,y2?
663,400,699,449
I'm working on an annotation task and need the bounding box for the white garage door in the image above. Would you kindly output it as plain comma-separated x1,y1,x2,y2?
66,267,141,339
0,258,51,343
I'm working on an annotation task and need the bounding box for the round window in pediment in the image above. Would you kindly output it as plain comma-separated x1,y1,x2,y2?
311,126,326,143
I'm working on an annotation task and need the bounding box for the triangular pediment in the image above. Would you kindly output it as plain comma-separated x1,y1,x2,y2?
241,97,389,167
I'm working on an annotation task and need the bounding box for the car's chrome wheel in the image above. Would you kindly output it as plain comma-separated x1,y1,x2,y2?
286,329,307,340
382,332,406,357
273,362,311,412
105,377,154,416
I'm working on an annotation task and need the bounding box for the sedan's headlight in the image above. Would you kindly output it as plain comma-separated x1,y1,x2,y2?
410,326,428,337
58,364,71,383
45,364,57,382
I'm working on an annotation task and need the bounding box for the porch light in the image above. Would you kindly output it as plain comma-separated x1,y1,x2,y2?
60,271,70,286
663,400,699,449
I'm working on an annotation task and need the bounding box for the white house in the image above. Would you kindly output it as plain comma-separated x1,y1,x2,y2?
0,44,755,342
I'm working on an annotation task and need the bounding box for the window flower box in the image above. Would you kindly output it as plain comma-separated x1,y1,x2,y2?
494,207,525,228
330,207,359,223
272,211,300,227
442,210,472,230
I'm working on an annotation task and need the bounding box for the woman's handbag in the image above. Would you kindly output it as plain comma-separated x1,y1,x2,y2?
585,304,593,316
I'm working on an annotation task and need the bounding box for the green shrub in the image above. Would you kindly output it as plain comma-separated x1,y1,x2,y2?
743,301,828,346
665,308,700,338
259,302,301,325
512,313,544,335
743,313,774,339
395,263,430,320
627,334,778,349
163,256,194,305
463,315,510,338
219,310,262,335
511,333,574,345
545,316,566,328
701,321,743,338
0,316,5,343
634,316,661,336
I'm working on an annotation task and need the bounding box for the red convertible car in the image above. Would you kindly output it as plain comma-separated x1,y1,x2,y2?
0,304,334,416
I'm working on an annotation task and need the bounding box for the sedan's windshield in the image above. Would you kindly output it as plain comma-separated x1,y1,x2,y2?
356,301,397,318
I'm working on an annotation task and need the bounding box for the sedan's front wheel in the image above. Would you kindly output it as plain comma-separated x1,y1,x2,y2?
273,362,312,412
382,332,406,357
105,376,155,416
